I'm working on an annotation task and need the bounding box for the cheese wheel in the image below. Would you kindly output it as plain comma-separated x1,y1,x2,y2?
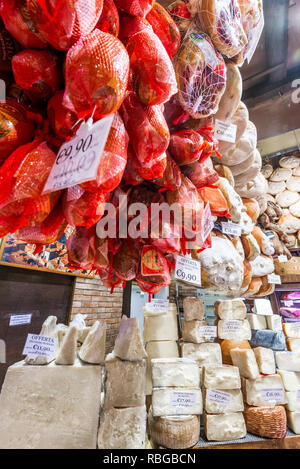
214,64,242,122
279,156,300,169
234,149,262,187
242,198,260,222
278,212,300,234
293,166,300,177
230,151,256,176
261,164,273,179
236,173,268,199
220,339,251,365
250,255,274,277
269,168,292,182
275,190,300,208
290,200,300,218
268,180,286,195
219,121,257,167
286,176,300,192
243,405,287,439
204,412,246,441
245,277,263,297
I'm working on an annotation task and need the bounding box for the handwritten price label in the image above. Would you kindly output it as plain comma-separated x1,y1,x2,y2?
207,389,232,408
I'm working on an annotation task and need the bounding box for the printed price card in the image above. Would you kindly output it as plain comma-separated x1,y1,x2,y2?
175,255,201,287
148,299,169,313
278,255,288,263
22,334,57,359
206,389,232,408
215,119,237,143
221,222,242,236
267,274,281,285
199,326,217,338
9,314,32,326
261,388,285,404
170,391,197,410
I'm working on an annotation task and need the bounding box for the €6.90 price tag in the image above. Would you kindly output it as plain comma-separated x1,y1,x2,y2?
175,255,201,287
221,222,242,236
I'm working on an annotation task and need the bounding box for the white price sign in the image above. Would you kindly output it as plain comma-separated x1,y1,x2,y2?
223,320,241,333
22,334,57,359
284,301,294,307
221,222,241,237
268,274,281,285
206,389,232,408
278,255,288,263
170,391,197,410
175,255,201,287
43,115,114,193
148,299,169,313
215,119,237,143
9,314,32,326
261,388,285,404
202,203,214,243
199,326,217,338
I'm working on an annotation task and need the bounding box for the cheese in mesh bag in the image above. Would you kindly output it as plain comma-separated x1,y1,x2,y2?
67,225,96,271
122,145,144,186
63,29,129,120
232,0,263,65
130,149,167,181
118,13,151,44
114,0,154,17
175,27,226,118
47,91,77,141
112,239,140,281
136,245,171,294
27,0,103,51
62,185,106,228
182,160,219,188
146,2,181,58
168,129,208,166
154,152,182,191
167,0,192,37
96,0,119,36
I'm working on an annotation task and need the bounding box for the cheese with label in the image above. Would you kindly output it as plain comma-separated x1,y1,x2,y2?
204,388,244,414
283,323,300,339
0,360,102,448
220,340,251,365
215,299,247,320
204,412,246,441
181,320,210,344
286,391,300,411
217,320,251,340
230,348,260,379
25,316,58,365
250,330,287,351
244,374,286,406
267,315,282,332
144,311,178,342
276,352,300,371
55,326,78,365
247,313,267,330
78,320,106,364
253,299,273,316
143,303,167,317
287,411,300,434
183,297,204,321
146,341,179,358
277,369,300,391
254,347,276,375
180,342,222,366
203,364,241,390
113,315,147,361
98,406,146,449
152,358,200,388
287,338,300,352
152,387,203,417
104,353,146,408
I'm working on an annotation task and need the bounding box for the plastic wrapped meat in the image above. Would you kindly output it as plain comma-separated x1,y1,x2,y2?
232,0,263,64
114,0,154,17
168,129,207,166
126,29,177,106
64,29,129,120
150,218,181,253
12,49,61,100
27,0,104,50
197,121,220,163
96,0,119,36
136,245,171,293
175,29,226,118
67,225,96,270
112,239,140,281
197,186,231,217
118,14,151,44
98,265,123,291
154,152,182,191
94,236,109,271
47,91,78,141
182,160,219,188
62,186,106,228
146,2,181,58
282,292,300,301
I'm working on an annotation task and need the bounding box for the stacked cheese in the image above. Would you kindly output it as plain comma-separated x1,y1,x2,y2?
276,352,300,434
283,322,300,352
180,297,222,370
149,358,202,449
98,316,147,449
249,299,286,351
144,302,179,395
202,364,246,441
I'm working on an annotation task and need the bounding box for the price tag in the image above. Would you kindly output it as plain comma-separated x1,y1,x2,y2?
9,314,32,326
170,391,197,410
278,255,288,263
199,326,217,338
202,203,214,243
175,255,201,287
22,334,57,359
43,115,114,193
223,320,241,333
268,273,281,285
296,389,300,403
261,388,285,404
221,222,242,236
206,389,232,408
215,119,237,143
148,299,169,313
283,301,294,307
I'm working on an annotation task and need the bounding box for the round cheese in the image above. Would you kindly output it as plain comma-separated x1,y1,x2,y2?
286,176,300,192
279,156,300,169
214,64,242,122
275,190,300,208
268,180,286,195
269,168,292,182
290,200,300,218
236,173,268,199
219,121,257,167
261,164,273,179
244,405,287,439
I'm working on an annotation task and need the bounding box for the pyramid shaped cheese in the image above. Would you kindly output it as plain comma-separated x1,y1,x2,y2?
113,316,147,361
79,321,106,364
56,326,78,365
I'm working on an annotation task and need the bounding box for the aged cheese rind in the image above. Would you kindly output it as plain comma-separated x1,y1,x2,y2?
55,326,78,365
244,374,286,406
283,323,300,339
204,388,244,414
0,360,102,449
183,297,204,321
180,342,222,366
203,364,241,390
250,330,287,351
98,406,146,449
220,340,251,365
25,315,58,365
151,358,200,388
152,387,203,417
277,369,300,391
287,411,300,434
287,338,300,352
204,412,246,441
247,313,267,330
144,311,178,342
105,353,146,408
286,392,300,411
243,405,287,439
218,320,251,341
276,352,300,371
215,300,247,320
254,347,276,375
114,316,147,361
78,320,106,364
230,348,260,379
267,315,282,332
181,320,210,344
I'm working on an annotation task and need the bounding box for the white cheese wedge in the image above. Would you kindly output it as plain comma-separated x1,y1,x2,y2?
98,406,146,449
267,315,282,331
152,387,203,417
183,297,204,321
78,320,106,364
217,319,251,340
253,298,273,316
244,374,286,406
144,311,178,342
277,369,300,391
287,411,300,434
204,388,244,414
113,315,147,361
247,313,267,330
276,351,300,371
254,347,276,375
230,348,260,379
287,338,300,352
181,320,210,344
180,342,222,366
283,323,300,339
204,412,246,441
203,364,241,390
215,299,247,320
151,358,200,388
286,391,300,411
55,326,78,365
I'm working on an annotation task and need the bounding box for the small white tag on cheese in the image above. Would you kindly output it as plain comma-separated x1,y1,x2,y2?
261,388,285,404
170,391,197,410
175,255,201,287
9,314,32,326
199,326,217,338
278,255,288,263
206,389,232,408
267,273,281,285
215,119,237,143
223,320,242,333
148,299,169,313
221,222,242,236
23,334,57,359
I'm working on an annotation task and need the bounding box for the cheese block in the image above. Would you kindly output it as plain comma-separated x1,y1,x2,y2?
203,364,241,390
204,412,246,441
287,411,300,434
220,340,251,365
254,347,276,375
243,405,287,439
113,316,147,361
151,358,200,388
217,320,251,341
276,352,300,371
146,341,179,358
244,374,286,406
55,326,78,365
148,408,200,449
287,338,300,352
253,299,273,316
104,353,146,408
204,388,244,414
57,324,68,345
78,321,106,365
144,311,178,342
250,330,287,351
98,406,146,449
215,299,247,320
250,256,275,277
152,387,203,417
181,320,210,344
277,369,300,391
180,342,222,366
247,313,267,330
283,322,300,339
230,348,260,379
183,297,204,321
286,391,300,411
267,315,282,332
78,327,91,344
25,315,58,365
0,360,102,449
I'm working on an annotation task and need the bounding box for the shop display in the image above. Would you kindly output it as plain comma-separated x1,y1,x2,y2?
204,412,246,442
180,341,222,367
78,321,106,364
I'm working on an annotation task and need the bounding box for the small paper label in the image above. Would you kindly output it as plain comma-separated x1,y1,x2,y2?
175,255,201,287
215,120,237,143
221,222,242,236
202,203,214,243
223,320,241,333
261,388,285,404
278,255,288,263
284,301,294,307
206,389,232,408
199,326,217,338
22,334,57,358
148,299,169,313
9,314,32,326
170,391,197,410
268,274,281,285
296,389,300,402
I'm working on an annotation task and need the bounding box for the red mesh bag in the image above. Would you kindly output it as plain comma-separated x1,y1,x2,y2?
182,160,219,189
154,152,182,191
0,99,35,164
197,121,220,162
114,0,154,17
120,91,170,164
27,0,103,50
146,2,181,58
12,49,61,100
67,225,96,270
167,0,191,36
136,245,171,294
198,186,231,217
98,265,123,291
63,29,129,120
62,185,106,228
96,0,119,36
47,91,77,141
0,20,21,71
94,236,109,270
80,112,128,193
168,129,208,166
126,29,177,106
130,149,167,181
122,144,144,186
118,13,151,44
112,239,140,281
150,217,181,253
0,0,47,48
